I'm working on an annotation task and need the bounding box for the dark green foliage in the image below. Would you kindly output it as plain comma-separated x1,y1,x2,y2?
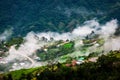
0,0,120,36
5,37,24,49
0,42,8,54
88,52,100,58
1,50,120,80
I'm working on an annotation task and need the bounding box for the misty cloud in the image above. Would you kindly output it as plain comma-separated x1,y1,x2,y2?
99,20,118,37
1,19,120,72
64,7,96,17
0,28,13,41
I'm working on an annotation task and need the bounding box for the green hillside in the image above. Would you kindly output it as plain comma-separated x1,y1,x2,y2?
0,50,120,80
0,0,120,36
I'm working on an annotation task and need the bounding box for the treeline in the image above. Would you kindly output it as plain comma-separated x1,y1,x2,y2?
0,50,120,80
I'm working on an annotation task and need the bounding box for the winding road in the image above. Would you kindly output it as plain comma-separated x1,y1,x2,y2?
7,46,35,68
17,53,35,67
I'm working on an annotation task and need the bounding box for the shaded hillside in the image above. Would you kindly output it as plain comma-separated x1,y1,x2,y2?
0,0,120,36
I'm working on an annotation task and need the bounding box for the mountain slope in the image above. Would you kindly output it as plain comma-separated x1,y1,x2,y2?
0,50,120,80
0,0,120,36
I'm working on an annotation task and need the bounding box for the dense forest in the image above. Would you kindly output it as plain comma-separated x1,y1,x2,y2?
0,0,120,36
